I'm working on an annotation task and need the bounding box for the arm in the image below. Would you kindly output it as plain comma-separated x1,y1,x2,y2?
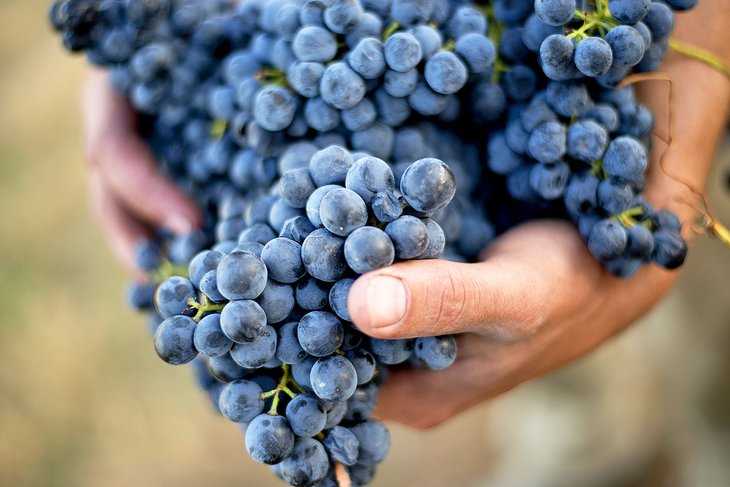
349,1,730,429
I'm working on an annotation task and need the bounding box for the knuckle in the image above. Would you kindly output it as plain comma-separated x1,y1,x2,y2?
428,266,469,330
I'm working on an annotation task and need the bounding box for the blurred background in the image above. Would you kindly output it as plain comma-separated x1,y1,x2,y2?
1,2,729,486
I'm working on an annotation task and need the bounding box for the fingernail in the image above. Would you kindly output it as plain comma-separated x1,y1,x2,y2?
366,275,407,328
164,215,193,235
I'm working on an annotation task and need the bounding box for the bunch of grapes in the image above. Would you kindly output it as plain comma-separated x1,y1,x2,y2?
49,0,696,485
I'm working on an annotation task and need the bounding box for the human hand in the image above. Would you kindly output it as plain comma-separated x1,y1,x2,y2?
82,68,201,275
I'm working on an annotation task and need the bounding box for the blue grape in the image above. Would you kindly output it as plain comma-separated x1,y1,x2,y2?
539,34,575,80
154,315,198,365
346,348,377,385
567,119,609,163
293,25,337,62
651,229,686,269
254,86,297,131
408,81,448,116
608,0,650,24
310,355,358,402
230,325,278,368
626,224,655,259
369,338,414,365
292,355,318,392
583,103,620,133
220,299,267,343
342,99,378,131
346,11,383,48
324,426,360,466
602,136,647,183
522,14,562,52
384,32,423,72
269,199,305,234
239,223,276,246
574,37,613,77
385,215,429,259
295,277,329,311
289,61,325,98
546,81,593,117
256,279,295,324
320,62,366,110
261,237,306,284
319,187,369,237
345,384,379,422
447,6,487,38
194,313,233,358
298,311,344,357
350,123,396,159
279,437,329,486
218,379,264,423
208,353,250,383
529,160,571,200
588,219,628,260
606,25,645,67
309,146,355,186
424,51,467,95
188,249,224,289
245,414,295,465
564,172,600,217
643,2,674,39
344,226,396,273
410,24,443,59
374,89,411,127
487,132,524,175
324,0,363,34
400,158,456,213
535,0,576,26
280,216,315,244
154,276,196,319
300,0,326,26
470,81,507,123
304,96,341,132
598,179,634,214
345,156,395,204
216,250,268,300
277,322,308,365
371,190,403,223
414,335,456,370
527,121,567,163
135,239,161,272
285,394,327,437
306,185,341,228
350,419,390,465
301,228,348,282
419,218,446,259
455,33,495,74
329,278,354,322
349,37,387,80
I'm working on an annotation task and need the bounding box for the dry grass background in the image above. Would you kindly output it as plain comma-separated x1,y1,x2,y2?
0,2,728,487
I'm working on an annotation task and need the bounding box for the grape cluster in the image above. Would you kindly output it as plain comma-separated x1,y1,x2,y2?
50,0,695,485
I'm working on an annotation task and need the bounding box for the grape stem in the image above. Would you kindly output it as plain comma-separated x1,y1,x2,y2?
149,258,189,284
264,364,300,415
668,39,730,79
186,294,226,322
209,119,228,139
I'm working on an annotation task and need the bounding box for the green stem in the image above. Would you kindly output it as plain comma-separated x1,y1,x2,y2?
382,21,400,41
149,259,189,284
209,119,228,139
186,294,226,322
265,364,300,415
669,39,730,79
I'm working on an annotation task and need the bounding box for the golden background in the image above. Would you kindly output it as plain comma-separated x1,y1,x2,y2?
1,2,729,486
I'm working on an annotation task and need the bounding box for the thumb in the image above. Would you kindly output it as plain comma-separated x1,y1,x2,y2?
347,220,601,340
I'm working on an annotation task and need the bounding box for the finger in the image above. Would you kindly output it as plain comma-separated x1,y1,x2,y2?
348,220,604,340
90,172,148,280
82,68,201,234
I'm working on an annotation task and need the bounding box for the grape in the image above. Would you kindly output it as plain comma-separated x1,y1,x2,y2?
230,325,278,368
310,355,358,402
350,420,391,465
566,119,609,163
408,81,448,116
342,99,378,131
300,1,326,27
447,6,487,38
280,216,316,244
277,322,308,365
414,335,457,370
608,0,651,24
320,62,366,110
346,348,377,385
346,11,383,48
256,279,296,324
304,96,341,132
522,14,561,52
350,123,396,160
319,188,369,237
324,426,360,466
285,394,327,437
154,315,198,365
246,414,295,465
574,37,613,77
424,51,467,95
324,0,363,34
344,226,396,273
527,121,567,163
529,160,570,200
216,250,268,300
220,299,267,343
400,158,456,212
309,146,355,186
292,355,318,393
298,311,344,357
419,218,446,259
346,156,395,204
652,229,687,269
455,33,495,74
154,276,196,318
218,379,264,423
385,215,429,259
597,179,634,214
349,37,387,80
409,24,443,60
301,228,348,282
606,25,645,67
194,313,233,358
383,32,422,73
643,2,674,39
329,278,355,322
278,437,329,486
626,224,655,259
306,185,341,228
588,219,628,260
208,353,250,383
602,136,648,183
564,172,600,217
261,237,306,284
293,25,337,62
254,86,297,131
369,338,414,365
535,0,576,26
